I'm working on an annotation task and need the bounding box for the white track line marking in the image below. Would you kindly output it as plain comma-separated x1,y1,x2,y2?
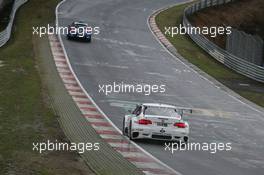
99,134,124,140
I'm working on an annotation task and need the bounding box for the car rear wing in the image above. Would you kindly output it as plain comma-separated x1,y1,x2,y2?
174,106,193,117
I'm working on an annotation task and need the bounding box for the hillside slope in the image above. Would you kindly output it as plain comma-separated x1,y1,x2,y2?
189,0,264,48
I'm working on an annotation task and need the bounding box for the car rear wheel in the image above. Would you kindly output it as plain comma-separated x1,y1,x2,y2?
122,118,128,136
128,121,134,140
183,136,189,143
67,35,72,40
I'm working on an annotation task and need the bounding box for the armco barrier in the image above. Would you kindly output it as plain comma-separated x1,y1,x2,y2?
0,0,27,47
182,0,264,83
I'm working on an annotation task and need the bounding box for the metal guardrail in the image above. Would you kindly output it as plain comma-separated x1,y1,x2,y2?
183,0,264,83
0,0,27,47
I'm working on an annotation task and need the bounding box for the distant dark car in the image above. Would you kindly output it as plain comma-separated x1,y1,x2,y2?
67,21,92,42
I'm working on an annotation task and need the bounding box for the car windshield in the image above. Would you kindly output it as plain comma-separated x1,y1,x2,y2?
144,106,179,118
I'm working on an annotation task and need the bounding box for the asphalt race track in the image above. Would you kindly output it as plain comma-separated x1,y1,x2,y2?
57,0,264,174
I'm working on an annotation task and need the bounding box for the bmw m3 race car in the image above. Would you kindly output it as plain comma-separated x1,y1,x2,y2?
123,103,189,142
67,21,92,42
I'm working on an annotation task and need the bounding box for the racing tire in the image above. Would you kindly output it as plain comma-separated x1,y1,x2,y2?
87,38,91,43
128,121,134,140
122,118,128,136
67,35,72,40
183,136,189,144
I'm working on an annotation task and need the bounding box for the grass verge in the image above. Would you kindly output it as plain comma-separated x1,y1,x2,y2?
155,2,264,108
0,0,94,174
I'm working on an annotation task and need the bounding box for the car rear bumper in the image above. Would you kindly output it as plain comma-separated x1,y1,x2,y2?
67,34,91,40
131,125,189,141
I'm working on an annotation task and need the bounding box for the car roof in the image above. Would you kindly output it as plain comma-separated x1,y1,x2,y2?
142,103,176,108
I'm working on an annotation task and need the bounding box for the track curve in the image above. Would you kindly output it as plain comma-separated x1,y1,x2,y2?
57,0,264,174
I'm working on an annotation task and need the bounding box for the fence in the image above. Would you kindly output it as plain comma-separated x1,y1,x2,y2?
0,0,28,47
183,0,264,83
226,28,263,66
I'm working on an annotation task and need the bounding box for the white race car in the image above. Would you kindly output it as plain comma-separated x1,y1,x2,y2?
123,103,189,142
